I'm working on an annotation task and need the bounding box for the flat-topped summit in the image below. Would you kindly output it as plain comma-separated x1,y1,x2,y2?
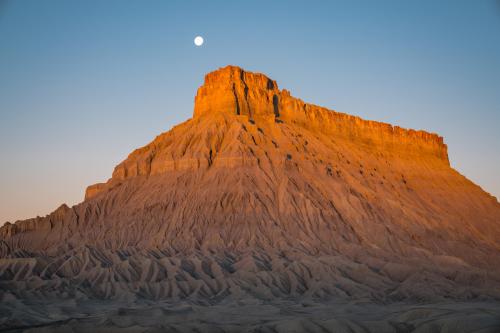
194,66,448,162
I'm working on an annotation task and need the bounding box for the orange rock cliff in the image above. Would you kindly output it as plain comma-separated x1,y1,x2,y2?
2,66,500,305
85,65,448,200
2,66,500,331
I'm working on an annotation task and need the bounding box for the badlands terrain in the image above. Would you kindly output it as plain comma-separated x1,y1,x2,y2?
1,66,499,332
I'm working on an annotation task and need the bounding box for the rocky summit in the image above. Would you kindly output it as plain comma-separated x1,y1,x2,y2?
1,66,500,332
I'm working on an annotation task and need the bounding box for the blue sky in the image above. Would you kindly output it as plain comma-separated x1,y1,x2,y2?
1,0,499,223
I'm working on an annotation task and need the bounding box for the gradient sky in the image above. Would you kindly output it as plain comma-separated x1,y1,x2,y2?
1,0,499,223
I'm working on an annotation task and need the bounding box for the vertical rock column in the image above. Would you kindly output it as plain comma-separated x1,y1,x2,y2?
193,65,280,122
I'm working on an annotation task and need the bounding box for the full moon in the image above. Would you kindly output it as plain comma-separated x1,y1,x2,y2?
194,36,204,46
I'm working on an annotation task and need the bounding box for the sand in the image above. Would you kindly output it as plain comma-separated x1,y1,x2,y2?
1,296,500,333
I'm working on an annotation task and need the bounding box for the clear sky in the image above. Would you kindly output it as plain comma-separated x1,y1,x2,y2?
1,0,499,223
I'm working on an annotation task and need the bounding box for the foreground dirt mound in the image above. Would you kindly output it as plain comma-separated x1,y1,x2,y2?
1,67,499,331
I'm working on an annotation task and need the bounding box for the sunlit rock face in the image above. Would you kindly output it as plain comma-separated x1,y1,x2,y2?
1,66,500,307
85,65,451,200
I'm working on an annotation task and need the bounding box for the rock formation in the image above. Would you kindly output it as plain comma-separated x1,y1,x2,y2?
1,66,499,332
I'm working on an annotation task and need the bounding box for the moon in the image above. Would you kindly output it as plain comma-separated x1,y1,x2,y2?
194,36,204,46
